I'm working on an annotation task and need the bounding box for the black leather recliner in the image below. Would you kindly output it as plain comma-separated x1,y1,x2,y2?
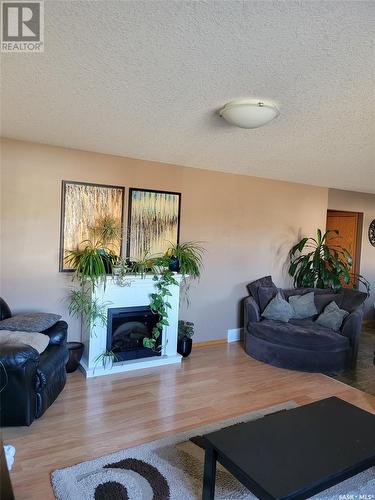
0,298,69,426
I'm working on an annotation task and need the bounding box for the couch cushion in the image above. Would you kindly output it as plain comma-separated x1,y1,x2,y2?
247,276,277,306
340,288,367,313
0,312,61,332
289,292,317,319
0,330,49,353
316,301,349,331
314,293,343,314
262,292,293,323
282,288,321,300
257,286,279,312
249,319,349,351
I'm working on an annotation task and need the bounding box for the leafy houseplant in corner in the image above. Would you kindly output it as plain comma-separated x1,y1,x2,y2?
288,229,370,292
177,320,194,358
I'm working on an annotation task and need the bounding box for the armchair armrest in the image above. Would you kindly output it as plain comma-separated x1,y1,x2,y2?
341,307,364,366
244,296,260,327
0,344,40,426
0,343,39,369
42,320,68,346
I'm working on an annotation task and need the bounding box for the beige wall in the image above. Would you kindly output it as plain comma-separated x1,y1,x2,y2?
1,138,328,342
328,189,375,320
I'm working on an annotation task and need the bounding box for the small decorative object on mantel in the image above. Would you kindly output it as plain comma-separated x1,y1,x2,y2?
177,320,194,358
111,256,136,287
368,219,375,247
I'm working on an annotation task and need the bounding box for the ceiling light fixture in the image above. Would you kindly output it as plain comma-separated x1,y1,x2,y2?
219,99,279,129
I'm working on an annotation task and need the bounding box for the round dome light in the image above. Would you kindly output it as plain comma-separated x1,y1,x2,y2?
219,99,279,129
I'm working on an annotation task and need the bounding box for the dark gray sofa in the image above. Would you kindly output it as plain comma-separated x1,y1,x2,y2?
244,276,367,373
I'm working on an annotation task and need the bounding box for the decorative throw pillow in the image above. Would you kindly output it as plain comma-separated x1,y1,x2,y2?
247,276,277,308
262,292,293,323
314,293,343,314
315,301,349,331
0,330,49,353
257,286,278,312
0,312,61,332
289,292,318,319
340,289,367,313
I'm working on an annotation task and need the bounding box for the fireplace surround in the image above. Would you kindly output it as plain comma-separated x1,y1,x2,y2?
79,274,182,377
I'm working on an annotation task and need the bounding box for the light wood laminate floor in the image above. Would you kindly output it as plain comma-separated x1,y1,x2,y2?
3,343,375,499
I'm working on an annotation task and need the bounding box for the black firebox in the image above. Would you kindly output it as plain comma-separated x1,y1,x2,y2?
107,306,161,361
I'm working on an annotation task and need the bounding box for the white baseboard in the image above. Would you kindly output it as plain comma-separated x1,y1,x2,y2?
227,328,243,343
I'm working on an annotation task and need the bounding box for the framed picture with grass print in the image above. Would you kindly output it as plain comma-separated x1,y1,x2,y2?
127,188,181,261
60,180,125,271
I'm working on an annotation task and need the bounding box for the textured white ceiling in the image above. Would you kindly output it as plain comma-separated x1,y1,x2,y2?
1,0,374,193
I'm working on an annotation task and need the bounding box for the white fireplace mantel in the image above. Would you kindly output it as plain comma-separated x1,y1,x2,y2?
80,274,183,378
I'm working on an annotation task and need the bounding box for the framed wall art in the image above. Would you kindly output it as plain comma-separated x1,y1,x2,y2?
60,180,125,271
127,188,181,260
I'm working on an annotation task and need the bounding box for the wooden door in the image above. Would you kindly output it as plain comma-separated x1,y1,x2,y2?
326,210,363,287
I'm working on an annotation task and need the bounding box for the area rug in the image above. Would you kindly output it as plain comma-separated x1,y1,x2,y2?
52,400,375,500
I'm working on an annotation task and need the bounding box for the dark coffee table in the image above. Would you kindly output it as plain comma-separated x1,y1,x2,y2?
201,397,375,499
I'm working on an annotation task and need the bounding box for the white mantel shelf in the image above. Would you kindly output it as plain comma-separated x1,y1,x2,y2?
80,274,183,378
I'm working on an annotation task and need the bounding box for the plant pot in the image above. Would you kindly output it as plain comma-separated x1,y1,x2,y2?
177,336,192,358
66,342,84,373
97,248,113,274
169,256,180,273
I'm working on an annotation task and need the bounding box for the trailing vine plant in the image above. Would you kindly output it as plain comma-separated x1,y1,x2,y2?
143,243,205,350
143,256,179,350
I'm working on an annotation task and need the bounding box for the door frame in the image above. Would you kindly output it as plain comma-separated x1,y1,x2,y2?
326,209,363,280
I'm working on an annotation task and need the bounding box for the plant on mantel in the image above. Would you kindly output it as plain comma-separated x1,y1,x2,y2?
66,237,204,367
65,215,122,368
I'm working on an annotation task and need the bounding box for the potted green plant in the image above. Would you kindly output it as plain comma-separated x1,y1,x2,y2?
65,215,122,284
165,241,204,278
65,249,116,370
289,229,370,292
177,320,194,357
64,216,122,370
144,243,205,352
129,251,157,277
65,243,108,288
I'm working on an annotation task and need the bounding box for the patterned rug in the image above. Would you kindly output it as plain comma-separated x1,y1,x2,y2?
52,401,375,500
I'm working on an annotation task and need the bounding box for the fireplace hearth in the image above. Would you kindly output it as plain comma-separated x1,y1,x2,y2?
107,306,161,361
